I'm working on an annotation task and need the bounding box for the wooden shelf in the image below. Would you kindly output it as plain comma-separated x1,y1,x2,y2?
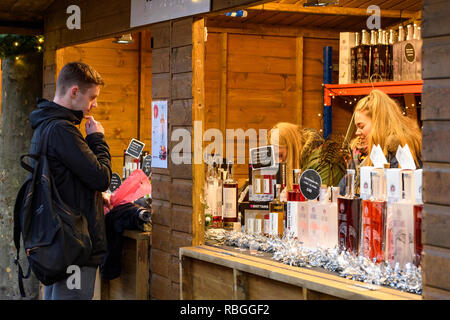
324,80,423,105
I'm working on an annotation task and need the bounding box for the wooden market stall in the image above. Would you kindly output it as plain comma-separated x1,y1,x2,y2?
0,0,449,301
185,0,427,300
200,0,422,184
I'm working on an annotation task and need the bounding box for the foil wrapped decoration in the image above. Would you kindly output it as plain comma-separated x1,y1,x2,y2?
205,229,422,295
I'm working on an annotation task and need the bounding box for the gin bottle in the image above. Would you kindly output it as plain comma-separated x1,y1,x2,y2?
337,169,361,254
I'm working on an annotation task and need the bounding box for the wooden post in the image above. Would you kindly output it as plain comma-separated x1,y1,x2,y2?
192,18,206,246
233,269,249,299
219,32,228,143
296,35,304,127
180,256,194,299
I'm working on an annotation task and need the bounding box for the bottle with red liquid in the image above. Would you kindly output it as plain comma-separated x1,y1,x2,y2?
413,169,423,267
361,169,387,263
337,169,361,254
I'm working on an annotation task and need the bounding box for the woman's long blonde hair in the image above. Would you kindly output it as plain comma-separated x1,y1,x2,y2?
355,90,422,167
268,122,321,191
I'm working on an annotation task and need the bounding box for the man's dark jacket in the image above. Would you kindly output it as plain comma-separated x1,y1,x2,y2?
29,99,112,267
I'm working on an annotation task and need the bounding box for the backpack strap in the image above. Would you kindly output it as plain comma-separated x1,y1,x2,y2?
14,119,59,297
13,182,32,298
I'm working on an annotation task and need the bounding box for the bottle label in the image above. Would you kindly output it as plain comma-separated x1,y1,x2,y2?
263,178,271,194
223,187,237,218
269,212,278,236
404,43,415,63
255,219,262,235
287,202,298,237
246,218,255,234
264,218,270,235
254,178,262,194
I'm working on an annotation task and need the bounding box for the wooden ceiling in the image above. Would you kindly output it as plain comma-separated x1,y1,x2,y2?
208,0,423,32
0,0,423,35
0,0,55,34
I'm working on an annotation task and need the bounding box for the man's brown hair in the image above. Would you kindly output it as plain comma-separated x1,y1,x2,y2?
56,62,104,96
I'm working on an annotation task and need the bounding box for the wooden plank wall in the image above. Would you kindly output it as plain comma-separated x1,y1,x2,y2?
204,25,341,184
421,0,450,300
150,19,194,300
51,31,152,175
0,59,2,117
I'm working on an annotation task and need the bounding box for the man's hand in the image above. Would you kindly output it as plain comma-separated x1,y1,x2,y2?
85,116,105,135
102,192,113,210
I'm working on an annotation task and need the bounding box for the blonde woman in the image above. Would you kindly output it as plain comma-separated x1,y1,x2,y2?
269,122,346,191
354,89,422,168
339,89,423,195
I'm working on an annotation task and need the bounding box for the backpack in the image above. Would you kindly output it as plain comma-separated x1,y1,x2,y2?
13,120,92,297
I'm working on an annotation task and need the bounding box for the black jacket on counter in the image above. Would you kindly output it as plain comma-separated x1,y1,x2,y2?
100,203,149,280
29,99,112,267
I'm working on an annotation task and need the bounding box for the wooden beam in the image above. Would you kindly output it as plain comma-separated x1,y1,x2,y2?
296,35,304,127
206,21,340,39
219,32,228,141
0,20,43,35
248,3,420,19
0,26,42,35
192,18,206,246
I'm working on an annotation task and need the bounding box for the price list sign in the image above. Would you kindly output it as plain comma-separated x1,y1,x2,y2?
126,138,146,159
299,169,322,200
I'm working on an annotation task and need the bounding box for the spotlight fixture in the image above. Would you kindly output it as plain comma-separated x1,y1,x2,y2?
303,0,338,7
113,34,134,44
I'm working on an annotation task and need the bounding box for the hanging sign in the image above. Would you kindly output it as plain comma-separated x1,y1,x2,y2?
299,169,322,200
130,0,210,27
152,100,168,168
126,138,146,159
142,155,152,177
109,173,122,192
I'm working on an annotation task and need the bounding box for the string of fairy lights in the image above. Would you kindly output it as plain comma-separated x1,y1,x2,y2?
0,34,44,60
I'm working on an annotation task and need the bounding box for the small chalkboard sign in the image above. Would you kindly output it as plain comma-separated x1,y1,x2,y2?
299,169,322,200
126,138,146,159
109,173,122,192
142,155,152,177
249,145,277,170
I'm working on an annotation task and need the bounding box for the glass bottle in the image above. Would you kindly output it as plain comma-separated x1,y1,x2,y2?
269,184,285,237
222,161,238,224
287,183,302,238
385,167,402,265
211,163,223,228
398,26,405,42
320,186,339,250
356,30,370,83
351,32,359,83
337,169,361,254
255,211,264,236
297,191,311,247
361,169,387,263
413,169,423,267
308,186,325,249
390,170,415,268
215,163,223,227
406,24,413,41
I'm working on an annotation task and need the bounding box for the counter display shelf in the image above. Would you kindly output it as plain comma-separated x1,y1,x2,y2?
180,244,421,300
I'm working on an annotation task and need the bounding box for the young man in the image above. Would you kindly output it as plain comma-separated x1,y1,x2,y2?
29,62,111,299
